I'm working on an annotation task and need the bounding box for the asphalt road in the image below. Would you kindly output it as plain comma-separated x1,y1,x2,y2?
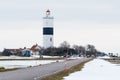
0,58,92,80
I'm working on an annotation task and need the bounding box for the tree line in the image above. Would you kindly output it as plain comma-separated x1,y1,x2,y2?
41,41,105,57
1,41,106,57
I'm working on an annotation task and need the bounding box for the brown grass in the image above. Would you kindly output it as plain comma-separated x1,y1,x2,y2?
0,68,18,72
104,58,120,64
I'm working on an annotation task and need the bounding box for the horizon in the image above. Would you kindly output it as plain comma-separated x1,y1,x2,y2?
0,0,120,55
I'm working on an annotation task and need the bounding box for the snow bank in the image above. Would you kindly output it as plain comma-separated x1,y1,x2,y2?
64,59,120,80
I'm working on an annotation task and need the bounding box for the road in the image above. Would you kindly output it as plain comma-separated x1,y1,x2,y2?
0,58,92,80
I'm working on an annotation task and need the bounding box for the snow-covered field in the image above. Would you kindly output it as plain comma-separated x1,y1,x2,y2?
0,55,61,60
64,58,120,80
0,60,60,69
0,56,84,69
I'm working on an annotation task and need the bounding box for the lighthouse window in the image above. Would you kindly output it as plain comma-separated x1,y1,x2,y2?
50,38,52,42
43,28,53,35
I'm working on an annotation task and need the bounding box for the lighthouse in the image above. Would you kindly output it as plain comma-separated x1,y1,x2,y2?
43,10,54,48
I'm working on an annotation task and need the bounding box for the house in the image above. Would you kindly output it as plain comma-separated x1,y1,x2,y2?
30,44,41,55
20,47,31,57
2,44,41,56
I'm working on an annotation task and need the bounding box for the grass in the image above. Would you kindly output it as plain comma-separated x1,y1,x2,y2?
41,59,92,80
0,67,18,72
104,58,120,64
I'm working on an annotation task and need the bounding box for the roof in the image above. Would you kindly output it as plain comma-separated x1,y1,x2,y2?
30,44,40,51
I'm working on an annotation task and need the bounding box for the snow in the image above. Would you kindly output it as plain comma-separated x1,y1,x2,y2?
98,56,111,59
0,56,37,59
0,60,61,69
64,58,120,80
31,55,62,58
68,56,84,60
0,55,64,69
43,55,62,58
0,55,62,59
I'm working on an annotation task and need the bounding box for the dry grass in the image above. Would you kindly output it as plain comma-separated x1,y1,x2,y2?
41,59,92,80
0,68,18,72
104,58,120,64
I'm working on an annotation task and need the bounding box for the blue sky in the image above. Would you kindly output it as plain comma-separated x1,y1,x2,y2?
0,0,120,54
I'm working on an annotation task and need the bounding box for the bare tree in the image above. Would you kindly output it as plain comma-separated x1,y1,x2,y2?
73,45,86,56
60,41,70,48
79,46,86,56
86,44,97,57
73,45,79,54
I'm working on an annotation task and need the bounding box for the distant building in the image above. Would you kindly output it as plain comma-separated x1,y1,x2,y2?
30,44,41,55
2,44,41,56
22,47,31,57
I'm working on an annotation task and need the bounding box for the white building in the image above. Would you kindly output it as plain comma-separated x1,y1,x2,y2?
43,10,54,48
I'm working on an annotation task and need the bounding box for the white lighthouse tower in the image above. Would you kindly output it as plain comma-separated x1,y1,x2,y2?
43,10,54,48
